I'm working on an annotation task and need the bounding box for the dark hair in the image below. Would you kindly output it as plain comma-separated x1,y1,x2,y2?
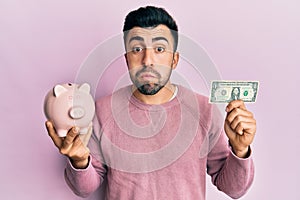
123,6,178,51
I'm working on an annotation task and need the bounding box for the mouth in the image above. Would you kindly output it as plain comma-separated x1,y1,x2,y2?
139,72,157,79
136,68,161,80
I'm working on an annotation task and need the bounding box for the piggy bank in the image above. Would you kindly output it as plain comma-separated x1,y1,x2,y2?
44,83,95,137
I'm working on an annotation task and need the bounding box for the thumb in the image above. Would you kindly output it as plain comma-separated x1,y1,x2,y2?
45,121,63,148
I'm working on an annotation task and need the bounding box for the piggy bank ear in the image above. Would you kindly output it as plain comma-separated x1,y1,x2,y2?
79,83,90,94
54,85,67,97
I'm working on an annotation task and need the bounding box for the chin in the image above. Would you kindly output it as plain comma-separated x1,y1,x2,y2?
137,84,164,95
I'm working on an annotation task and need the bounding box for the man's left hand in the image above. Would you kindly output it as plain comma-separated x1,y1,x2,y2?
224,100,256,158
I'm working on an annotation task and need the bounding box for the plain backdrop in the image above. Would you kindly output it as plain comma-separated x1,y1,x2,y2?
1,0,300,199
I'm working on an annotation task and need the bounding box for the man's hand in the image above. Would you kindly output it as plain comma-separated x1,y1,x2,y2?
224,100,256,158
45,121,92,169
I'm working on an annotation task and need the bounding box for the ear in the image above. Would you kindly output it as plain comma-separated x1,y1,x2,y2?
54,85,67,97
171,52,179,70
78,83,90,93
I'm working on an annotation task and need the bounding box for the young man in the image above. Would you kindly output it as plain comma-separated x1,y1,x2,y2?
46,6,256,200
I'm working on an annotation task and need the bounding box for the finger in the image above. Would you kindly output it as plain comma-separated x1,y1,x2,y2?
61,127,80,153
65,127,80,144
45,121,62,148
224,120,239,141
235,121,256,135
226,108,254,123
226,100,246,112
230,115,256,131
72,135,85,149
68,136,90,160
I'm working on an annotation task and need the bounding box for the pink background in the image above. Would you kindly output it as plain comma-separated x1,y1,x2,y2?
1,0,299,199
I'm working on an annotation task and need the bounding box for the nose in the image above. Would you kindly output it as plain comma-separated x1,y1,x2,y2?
69,106,85,119
142,48,154,67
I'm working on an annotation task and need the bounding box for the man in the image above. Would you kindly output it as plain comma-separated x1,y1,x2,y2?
231,87,241,101
46,6,256,200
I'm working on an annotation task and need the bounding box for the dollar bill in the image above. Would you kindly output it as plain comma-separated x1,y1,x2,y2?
209,81,259,103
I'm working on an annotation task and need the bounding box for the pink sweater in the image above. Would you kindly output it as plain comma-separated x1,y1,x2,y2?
65,85,254,199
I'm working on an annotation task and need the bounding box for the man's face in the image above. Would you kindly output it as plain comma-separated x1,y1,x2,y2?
124,24,178,95
233,88,239,95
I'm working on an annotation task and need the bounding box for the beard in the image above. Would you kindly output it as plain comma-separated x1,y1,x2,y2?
132,66,172,95
136,83,164,95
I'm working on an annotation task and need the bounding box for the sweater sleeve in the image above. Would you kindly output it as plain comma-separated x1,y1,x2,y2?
207,130,255,199
205,102,254,199
64,117,107,198
64,155,107,198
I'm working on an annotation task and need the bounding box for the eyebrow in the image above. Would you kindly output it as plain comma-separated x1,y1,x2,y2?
129,36,144,43
128,36,169,44
152,37,169,44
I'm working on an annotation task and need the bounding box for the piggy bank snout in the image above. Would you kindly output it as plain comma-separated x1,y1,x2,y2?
69,106,85,119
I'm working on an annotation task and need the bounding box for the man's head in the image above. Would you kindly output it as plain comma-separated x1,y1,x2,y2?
123,6,179,96
232,87,240,96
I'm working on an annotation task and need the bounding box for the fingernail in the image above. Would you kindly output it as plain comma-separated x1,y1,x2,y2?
74,127,79,133
46,121,51,127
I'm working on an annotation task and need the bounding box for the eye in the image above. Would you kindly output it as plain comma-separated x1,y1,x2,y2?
132,47,144,53
155,46,165,53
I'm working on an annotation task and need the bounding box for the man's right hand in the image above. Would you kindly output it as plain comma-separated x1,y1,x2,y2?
45,121,92,169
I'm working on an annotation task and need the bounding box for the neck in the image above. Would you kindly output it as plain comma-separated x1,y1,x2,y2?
132,82,176,105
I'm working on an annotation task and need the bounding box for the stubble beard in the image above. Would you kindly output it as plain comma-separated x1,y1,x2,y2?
136,83,164,95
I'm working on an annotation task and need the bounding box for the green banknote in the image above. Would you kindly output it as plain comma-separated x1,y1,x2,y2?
209,81,259,103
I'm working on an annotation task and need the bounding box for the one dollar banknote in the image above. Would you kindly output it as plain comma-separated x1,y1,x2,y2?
209,81,259,103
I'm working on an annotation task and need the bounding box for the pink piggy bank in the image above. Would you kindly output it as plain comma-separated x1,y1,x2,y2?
44,83,95,137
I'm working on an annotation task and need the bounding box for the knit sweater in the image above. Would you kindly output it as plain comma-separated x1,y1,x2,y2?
65,85,254,200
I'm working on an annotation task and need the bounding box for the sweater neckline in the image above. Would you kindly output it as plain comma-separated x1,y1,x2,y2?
126,85,183,111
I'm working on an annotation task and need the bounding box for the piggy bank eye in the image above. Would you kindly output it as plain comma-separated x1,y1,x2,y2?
68,83,72,86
